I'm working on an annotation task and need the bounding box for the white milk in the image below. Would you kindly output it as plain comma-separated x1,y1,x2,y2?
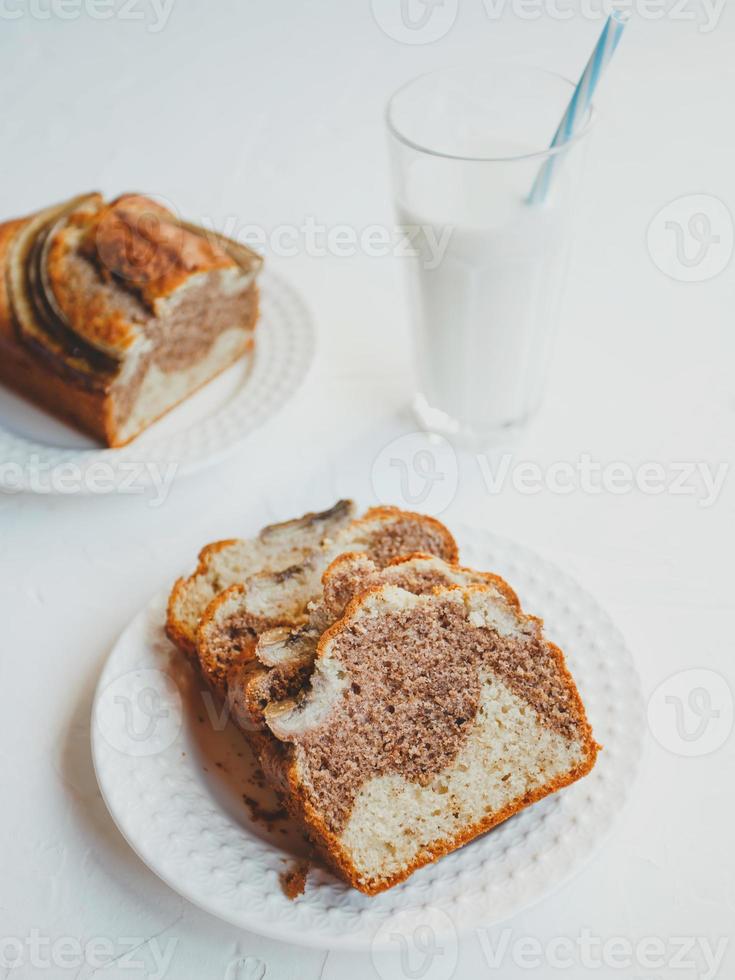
396,149,574,437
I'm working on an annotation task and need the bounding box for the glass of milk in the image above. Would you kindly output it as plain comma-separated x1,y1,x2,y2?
387,65,595,445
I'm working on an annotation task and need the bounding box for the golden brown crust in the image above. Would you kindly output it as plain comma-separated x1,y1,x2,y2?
165,578,197,657
167,501,356,656
84,194,236,309
47,210,140,355
287,737,599,895
0,216,27,343
359,506,459,564
0,210,117,442
377,550,520,609
165,539,241,657
0,332,116,443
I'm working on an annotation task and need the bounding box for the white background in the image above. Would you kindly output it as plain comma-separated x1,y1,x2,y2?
1,1,734,978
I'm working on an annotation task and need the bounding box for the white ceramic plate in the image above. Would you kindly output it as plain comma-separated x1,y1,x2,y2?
91,526,644,951
0,270,314,493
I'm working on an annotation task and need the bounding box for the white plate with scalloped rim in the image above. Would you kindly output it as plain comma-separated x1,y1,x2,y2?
0,269,314,494
91,525,644,951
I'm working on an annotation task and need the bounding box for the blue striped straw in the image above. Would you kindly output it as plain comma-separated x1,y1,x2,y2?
528,10,628,205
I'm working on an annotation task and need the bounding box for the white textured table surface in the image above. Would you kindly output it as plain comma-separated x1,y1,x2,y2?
1,3,734,978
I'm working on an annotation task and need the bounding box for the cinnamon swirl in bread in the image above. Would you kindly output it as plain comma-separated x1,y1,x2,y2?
265,581,598,893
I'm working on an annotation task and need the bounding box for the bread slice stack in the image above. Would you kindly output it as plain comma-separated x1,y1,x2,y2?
167,501,599,895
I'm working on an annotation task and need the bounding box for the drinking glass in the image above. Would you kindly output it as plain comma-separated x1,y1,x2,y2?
386,64,595,444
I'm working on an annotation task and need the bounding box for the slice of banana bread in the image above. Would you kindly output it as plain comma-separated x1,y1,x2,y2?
265,582,599,895
166,500,357,656
228,551,513,735
194,509,458,699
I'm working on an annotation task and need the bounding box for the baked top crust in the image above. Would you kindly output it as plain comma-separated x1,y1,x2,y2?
47,194,259,356
81,195,236,306
44,194,146,356
3,191,263,363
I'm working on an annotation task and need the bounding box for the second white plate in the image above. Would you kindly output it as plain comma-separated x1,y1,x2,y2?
91,525,644,950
